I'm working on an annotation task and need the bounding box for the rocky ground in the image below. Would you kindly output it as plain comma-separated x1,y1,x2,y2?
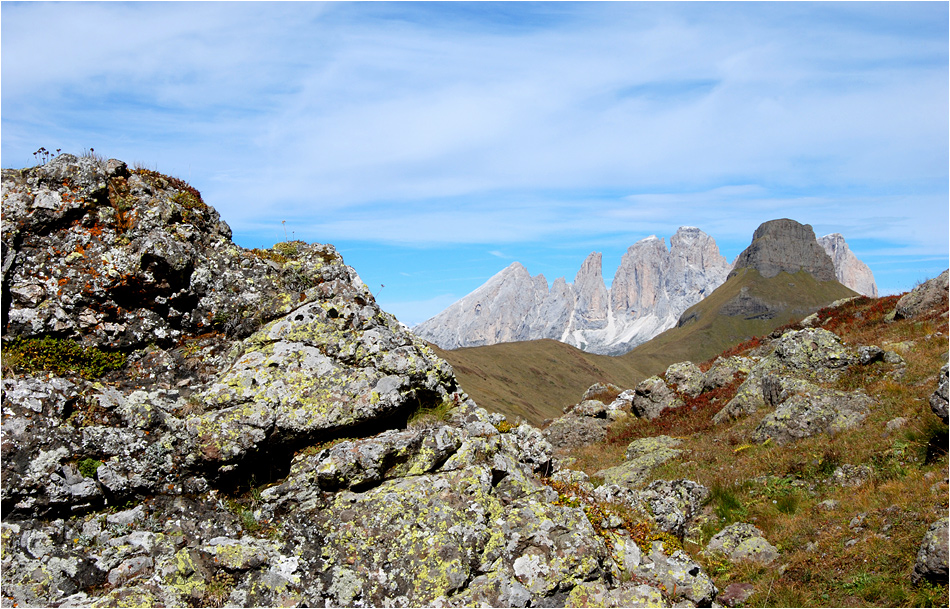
1,154,946,608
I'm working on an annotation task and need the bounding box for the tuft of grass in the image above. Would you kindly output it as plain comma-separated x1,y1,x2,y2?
77,458,103,478
4,336,126,379
407,397,455,429
708,482,749,524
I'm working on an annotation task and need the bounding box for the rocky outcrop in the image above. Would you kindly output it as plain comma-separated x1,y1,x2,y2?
894,270,949,320
730,219,837,281
415,227,733,355
818,233,878,297
2,155,723,608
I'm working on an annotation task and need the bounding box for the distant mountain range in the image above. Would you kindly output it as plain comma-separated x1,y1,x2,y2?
413,221,877,355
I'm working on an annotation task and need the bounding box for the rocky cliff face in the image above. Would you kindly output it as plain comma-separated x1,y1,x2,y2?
1,155,726,608
415,227,733,355
729,218,837,282
818,233,878,298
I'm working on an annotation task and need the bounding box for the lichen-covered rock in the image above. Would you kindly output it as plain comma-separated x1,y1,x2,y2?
638,479,710,538
770,328,857,374
912,517,949,585
831,463,874,488
931,363,949,424
3,156,718,608
751,388,871,445
594,478,709,539
632,376,683,420
703,356,753,392
665,361,704,398
565,580,668,607
582,382,623,403
595,437,684,489
543,416,607,451
714,328,859,426
706,522,779,565
631,540,718,606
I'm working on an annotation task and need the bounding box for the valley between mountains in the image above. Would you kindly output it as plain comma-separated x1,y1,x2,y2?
2,154,947,608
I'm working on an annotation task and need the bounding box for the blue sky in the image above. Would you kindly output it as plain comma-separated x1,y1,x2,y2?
3,1,947,326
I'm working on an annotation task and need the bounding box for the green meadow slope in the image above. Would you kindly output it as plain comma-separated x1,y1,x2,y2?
432,339,652,426
622,267,858,371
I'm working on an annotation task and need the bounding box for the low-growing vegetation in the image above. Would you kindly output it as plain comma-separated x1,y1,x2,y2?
3,336,126,379
562,292,949,607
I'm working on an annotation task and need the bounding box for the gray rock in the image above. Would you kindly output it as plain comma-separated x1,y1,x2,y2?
912,518,949,585
632,376,683,420
638,479,710,538
930,363,949,424
543,416,607,451
752,388,871,445
596,437,684,489
631,540,718,606
706,523,780,565
729,218,837,282
665,361,704,398
582,382,624,403
894,270,949,320
832,464,874,488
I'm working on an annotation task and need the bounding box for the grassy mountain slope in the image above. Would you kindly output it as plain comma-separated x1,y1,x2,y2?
563,291,949,608
432,339,652,426
622,267,858,371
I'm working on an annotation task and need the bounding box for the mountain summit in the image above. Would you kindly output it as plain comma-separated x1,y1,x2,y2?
414,222,877,355
414,227,732,355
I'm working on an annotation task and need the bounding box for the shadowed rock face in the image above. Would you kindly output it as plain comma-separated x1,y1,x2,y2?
730,219,837,282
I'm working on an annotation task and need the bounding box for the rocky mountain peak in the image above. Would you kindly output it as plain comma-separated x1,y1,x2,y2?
416,227,733,355
818,233,878,297
730,218,837,281
572,252,609,330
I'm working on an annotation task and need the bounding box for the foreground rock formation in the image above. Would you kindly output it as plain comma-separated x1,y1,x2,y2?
2,155,726,607
414,222,877,355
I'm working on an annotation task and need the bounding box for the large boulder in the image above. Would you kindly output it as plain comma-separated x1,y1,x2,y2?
706,523,780,565
751,387,871,445
595,436,684,489
632,376,683,420
894,270,949,320
665,361,704,398
912,518,949,586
